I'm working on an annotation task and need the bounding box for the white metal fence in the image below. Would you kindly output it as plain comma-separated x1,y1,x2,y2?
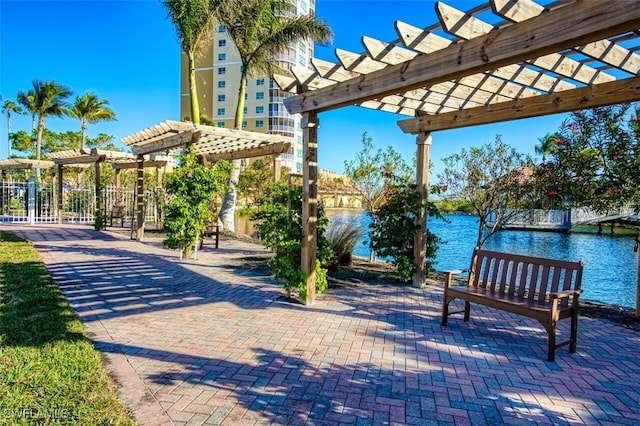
0,180,162,225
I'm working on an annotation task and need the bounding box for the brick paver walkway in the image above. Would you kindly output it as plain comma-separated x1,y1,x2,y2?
5,223,640,425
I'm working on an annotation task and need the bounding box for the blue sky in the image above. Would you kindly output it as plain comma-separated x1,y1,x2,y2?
0,0,569,178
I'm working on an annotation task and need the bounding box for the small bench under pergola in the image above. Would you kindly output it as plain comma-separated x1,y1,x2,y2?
274,0,640,305
121,120,292,240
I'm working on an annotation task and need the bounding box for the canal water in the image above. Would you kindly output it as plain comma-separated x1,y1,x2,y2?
326,209,639,309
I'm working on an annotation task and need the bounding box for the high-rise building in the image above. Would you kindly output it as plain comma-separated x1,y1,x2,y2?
179,0,316,172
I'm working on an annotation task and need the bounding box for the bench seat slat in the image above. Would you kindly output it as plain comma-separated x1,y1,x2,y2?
445,286,575,321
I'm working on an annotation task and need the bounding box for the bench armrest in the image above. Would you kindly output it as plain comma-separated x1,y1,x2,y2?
549,290,582,312
549,289,582,300
445,269,468,275
443,269,469,287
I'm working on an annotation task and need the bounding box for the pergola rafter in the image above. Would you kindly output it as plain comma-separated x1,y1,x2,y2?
281,0,640,116
0,158,55,171
46,149,159,226
121,120,293,239
122,120,292,163
273,0,640,305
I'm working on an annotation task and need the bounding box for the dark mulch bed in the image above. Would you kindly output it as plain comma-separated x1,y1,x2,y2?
579,301,640,331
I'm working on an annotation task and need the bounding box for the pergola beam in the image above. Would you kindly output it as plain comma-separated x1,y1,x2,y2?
111,160,168,170
202,141,291,162
284,1,640,114
0,159,55,170
397,74,640,133
130,131,194,155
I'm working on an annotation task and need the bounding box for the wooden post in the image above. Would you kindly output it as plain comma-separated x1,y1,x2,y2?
1,169,6,215
136,155,145,241
94,160,102,223
413,132,432,288
636,235,640,318
57,164,64,224
301,112,319,305
115,168,122,205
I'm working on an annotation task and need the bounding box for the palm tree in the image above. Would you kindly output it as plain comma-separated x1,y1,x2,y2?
1,100,23,157
535,133,556,164
162,0,223,124
68,93,116,152
217,0,333,231
17,89,37,131
18,80,72,176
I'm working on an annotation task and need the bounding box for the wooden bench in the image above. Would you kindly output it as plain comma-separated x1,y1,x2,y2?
110,205,126,227
441,248,584,362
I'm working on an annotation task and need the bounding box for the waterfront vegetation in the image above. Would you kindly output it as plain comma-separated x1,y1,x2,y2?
0,231,134,425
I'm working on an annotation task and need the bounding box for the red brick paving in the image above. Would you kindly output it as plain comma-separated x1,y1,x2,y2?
5,223,640,425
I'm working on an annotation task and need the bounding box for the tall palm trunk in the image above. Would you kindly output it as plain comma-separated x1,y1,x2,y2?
35,116,45,178
188,52,201,124
219,75,247,231
81,119,87,152
6,113,11,157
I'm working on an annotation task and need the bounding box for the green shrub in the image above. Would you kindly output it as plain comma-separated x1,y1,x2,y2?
162,146,230,259
369,174,443,282
249,182,331,300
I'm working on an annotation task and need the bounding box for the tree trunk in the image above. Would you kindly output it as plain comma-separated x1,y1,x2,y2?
218,73,248,232
35,116,44,178
81,119,87,152
7,114,11,157
188,51,200,124
219,159,241,231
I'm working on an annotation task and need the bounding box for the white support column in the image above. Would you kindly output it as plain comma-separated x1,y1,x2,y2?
27,177,36,225
301,112,319,305
413,132,432,288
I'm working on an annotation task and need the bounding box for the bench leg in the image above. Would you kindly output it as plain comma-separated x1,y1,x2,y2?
569,311,578,353
441,295,451,326
547,323,556,362
464,301,471,321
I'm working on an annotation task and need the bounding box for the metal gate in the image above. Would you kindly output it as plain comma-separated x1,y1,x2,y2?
0,179,161,225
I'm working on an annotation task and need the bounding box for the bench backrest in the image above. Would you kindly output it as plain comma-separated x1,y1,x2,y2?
111,205,125,218
468,248,584,305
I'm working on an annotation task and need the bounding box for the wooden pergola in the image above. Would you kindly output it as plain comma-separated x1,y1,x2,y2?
275,0,640,304
0,158,55,173
121,120,293,240
0,159,56,214
48,149,143,224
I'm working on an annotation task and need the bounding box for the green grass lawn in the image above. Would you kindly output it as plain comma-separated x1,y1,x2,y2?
0,231,134,425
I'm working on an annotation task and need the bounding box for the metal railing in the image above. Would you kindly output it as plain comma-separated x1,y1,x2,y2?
0,180,162,225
